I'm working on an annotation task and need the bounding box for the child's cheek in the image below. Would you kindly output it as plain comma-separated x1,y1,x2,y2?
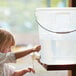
3,49,11,53
4,50,9,53
1,50,7,53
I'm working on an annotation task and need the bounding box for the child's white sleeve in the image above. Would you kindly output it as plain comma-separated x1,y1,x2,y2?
3,64,15,76
0,52,16,64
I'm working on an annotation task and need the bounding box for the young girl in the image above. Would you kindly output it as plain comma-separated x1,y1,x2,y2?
0,29,41,76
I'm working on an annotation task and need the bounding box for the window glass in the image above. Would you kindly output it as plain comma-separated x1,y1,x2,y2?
0,0,69,34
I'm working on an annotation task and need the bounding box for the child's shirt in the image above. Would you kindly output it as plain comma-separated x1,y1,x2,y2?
0,52,16,76
3,63,15,76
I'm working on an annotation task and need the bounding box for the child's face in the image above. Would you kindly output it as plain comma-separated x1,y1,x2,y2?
1,43,12,53
2,47,11,53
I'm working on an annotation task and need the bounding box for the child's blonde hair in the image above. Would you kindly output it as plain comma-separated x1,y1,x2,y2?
0,29,15,52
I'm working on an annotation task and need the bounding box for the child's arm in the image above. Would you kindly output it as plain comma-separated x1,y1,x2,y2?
14,45,41,59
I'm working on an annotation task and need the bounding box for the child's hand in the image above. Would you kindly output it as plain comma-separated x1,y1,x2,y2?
22,67,35,74
23,67,35,73
12,67,35,76
28,67,35,73
32,45,41,52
